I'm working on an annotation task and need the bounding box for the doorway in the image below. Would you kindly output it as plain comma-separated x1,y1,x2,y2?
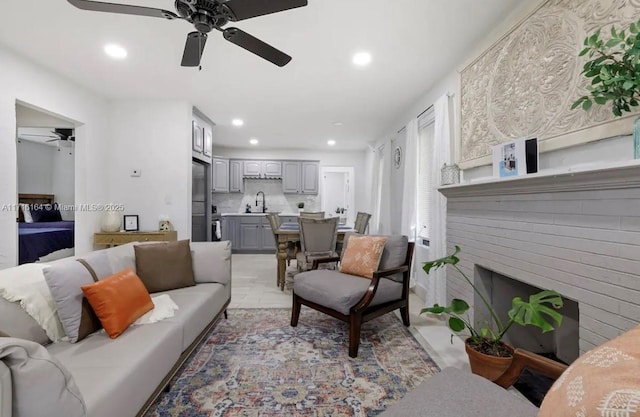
15,102,76,264
320,167,355,227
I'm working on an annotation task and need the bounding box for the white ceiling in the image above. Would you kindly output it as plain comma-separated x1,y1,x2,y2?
0,0,523,151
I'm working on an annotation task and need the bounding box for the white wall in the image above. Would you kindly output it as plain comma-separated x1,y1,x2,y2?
212,146,370,216
0,45,109,268
17,140,54,194
108,100,192,239
51,145,75,220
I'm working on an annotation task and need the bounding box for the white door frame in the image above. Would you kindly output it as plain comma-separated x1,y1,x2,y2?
320,166,355,226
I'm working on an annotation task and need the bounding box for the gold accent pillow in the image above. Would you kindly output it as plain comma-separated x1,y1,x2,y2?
538,324,640,417
339,236,387,279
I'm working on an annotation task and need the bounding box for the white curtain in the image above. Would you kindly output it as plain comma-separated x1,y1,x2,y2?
371,141,392,235
401,119,419,287
426,94,451,306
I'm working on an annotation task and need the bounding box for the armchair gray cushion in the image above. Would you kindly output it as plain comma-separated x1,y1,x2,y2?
293,270,403,315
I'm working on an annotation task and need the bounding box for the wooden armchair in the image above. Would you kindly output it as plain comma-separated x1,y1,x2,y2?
291,235,414,357
494,348,568,389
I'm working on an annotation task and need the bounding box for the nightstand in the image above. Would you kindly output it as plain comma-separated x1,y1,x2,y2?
93,231,178,247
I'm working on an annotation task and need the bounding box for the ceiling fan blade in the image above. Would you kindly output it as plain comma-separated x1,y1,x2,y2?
46,139,59,142
21,134,58,138
67,0,178,19
222,0,308,21
223,28,292,67
181,32,208,67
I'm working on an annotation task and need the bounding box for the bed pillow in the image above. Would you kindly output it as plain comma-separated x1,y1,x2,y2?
134,240,195,293
31,207,63,222
0,337,87,417
81,268,154,339
19,204,34,223
339,236,388,279
43,252,113,343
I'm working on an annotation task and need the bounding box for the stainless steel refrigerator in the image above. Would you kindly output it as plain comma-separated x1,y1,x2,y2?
192,160,208,242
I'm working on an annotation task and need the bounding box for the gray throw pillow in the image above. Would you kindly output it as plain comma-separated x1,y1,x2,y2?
43,252,113,343
190,241,231,285
0,338,86,417
134,240,196,293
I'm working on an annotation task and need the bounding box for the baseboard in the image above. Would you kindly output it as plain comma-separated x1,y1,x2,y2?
413,284,428,302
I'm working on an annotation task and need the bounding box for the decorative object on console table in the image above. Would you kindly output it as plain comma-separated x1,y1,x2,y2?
123,215,139,232
192,120,203,153
572,18,640,158
492,138,538,178
100,209,121,233
93,230,178,248
420,246,564,382
440,163,460,185
159,217,172,232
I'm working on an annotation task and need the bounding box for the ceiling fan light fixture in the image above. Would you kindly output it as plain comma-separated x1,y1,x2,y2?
352,51,372,67
104,43,128,59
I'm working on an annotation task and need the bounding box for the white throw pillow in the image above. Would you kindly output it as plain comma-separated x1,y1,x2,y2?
19,204,33,223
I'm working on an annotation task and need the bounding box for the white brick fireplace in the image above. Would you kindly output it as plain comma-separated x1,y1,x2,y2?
439,161,640,357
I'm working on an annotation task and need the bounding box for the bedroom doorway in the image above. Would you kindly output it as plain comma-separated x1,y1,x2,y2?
15,102,76,264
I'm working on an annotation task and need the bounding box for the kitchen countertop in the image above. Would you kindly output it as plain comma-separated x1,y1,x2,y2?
221,212,300,217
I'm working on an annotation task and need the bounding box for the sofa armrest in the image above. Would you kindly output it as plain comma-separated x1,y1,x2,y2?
0,361,11,417
190,241,232,285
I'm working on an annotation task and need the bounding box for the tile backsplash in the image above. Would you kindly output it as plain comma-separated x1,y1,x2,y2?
212,179,320,214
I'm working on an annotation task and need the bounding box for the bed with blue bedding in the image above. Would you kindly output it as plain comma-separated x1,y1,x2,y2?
18,194,74,264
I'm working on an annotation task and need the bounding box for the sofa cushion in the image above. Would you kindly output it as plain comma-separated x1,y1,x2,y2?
539,324,640,417
104,242,137,273
0,298,50,345
47,321,182,417
379,367,537,417
0,337,86,417
43,252,113,343
81,269,154,339
294,269,402,315
157,283,230,350
190,241,231,284
134,240,196,293
339,236,387,279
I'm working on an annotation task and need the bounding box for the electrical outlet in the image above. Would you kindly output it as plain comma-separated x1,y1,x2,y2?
130,169,141,177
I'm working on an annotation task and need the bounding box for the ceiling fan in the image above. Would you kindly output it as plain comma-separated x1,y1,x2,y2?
20,128,75,142
66,0,308,67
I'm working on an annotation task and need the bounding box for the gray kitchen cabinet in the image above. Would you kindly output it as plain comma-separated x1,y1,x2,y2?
229,160,243,193
281,216,298,224
242,160,282,178
221,217,238,249
239,223,261,250
261,223,276,250
224,215,279,252
282,161,319,194
212,157,229,193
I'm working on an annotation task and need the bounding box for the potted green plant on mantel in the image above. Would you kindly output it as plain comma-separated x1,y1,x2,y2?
572,18,640,157
420,246,564,381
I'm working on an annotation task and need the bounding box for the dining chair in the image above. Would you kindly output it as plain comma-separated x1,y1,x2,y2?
291,234,414,357
296,216,339,272
266,213,296,266
299,211,325,219
354,212,372,234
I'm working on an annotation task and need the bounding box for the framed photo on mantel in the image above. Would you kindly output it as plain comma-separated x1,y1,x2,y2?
492,137,538,178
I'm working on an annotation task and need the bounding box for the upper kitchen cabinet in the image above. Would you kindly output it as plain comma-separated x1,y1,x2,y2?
242,160,282,178
282,161,319,194
212,157,229,193
229,160,243,193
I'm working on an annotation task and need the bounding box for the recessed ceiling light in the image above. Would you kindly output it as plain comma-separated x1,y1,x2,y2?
333,122,344,126
249,138,259,145
232,119,244,127
352,51,372,67
104,43,127,59
327,139,336,146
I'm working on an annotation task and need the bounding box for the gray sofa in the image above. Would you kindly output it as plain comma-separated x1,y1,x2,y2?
0,240,232,417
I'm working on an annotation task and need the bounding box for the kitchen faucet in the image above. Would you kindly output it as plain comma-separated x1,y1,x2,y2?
256,191,267,213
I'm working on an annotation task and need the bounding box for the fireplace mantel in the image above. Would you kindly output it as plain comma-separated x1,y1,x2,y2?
439,160,640,198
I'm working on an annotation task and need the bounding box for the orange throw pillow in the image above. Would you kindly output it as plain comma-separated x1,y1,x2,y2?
81,268,153,339
339,236,387,279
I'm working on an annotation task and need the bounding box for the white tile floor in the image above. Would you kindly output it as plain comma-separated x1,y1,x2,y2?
229,254,470,371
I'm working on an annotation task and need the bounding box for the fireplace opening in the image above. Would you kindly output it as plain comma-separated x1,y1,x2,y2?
473,265,579,405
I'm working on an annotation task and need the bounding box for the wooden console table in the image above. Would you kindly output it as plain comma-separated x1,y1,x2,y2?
93,231,177,247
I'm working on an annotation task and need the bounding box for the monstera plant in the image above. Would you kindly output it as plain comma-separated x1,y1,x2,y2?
420,246,563,380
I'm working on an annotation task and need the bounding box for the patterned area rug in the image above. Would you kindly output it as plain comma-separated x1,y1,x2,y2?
146,308,440,417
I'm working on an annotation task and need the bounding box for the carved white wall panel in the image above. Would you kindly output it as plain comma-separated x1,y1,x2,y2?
460,0,640,168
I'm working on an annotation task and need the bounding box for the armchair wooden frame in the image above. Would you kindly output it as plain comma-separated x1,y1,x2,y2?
494,348,569,389
291,242,415,358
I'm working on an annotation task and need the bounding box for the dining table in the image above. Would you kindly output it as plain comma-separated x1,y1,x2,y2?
274,222,354,290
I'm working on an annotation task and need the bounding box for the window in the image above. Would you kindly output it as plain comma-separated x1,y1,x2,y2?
417,109,435,239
